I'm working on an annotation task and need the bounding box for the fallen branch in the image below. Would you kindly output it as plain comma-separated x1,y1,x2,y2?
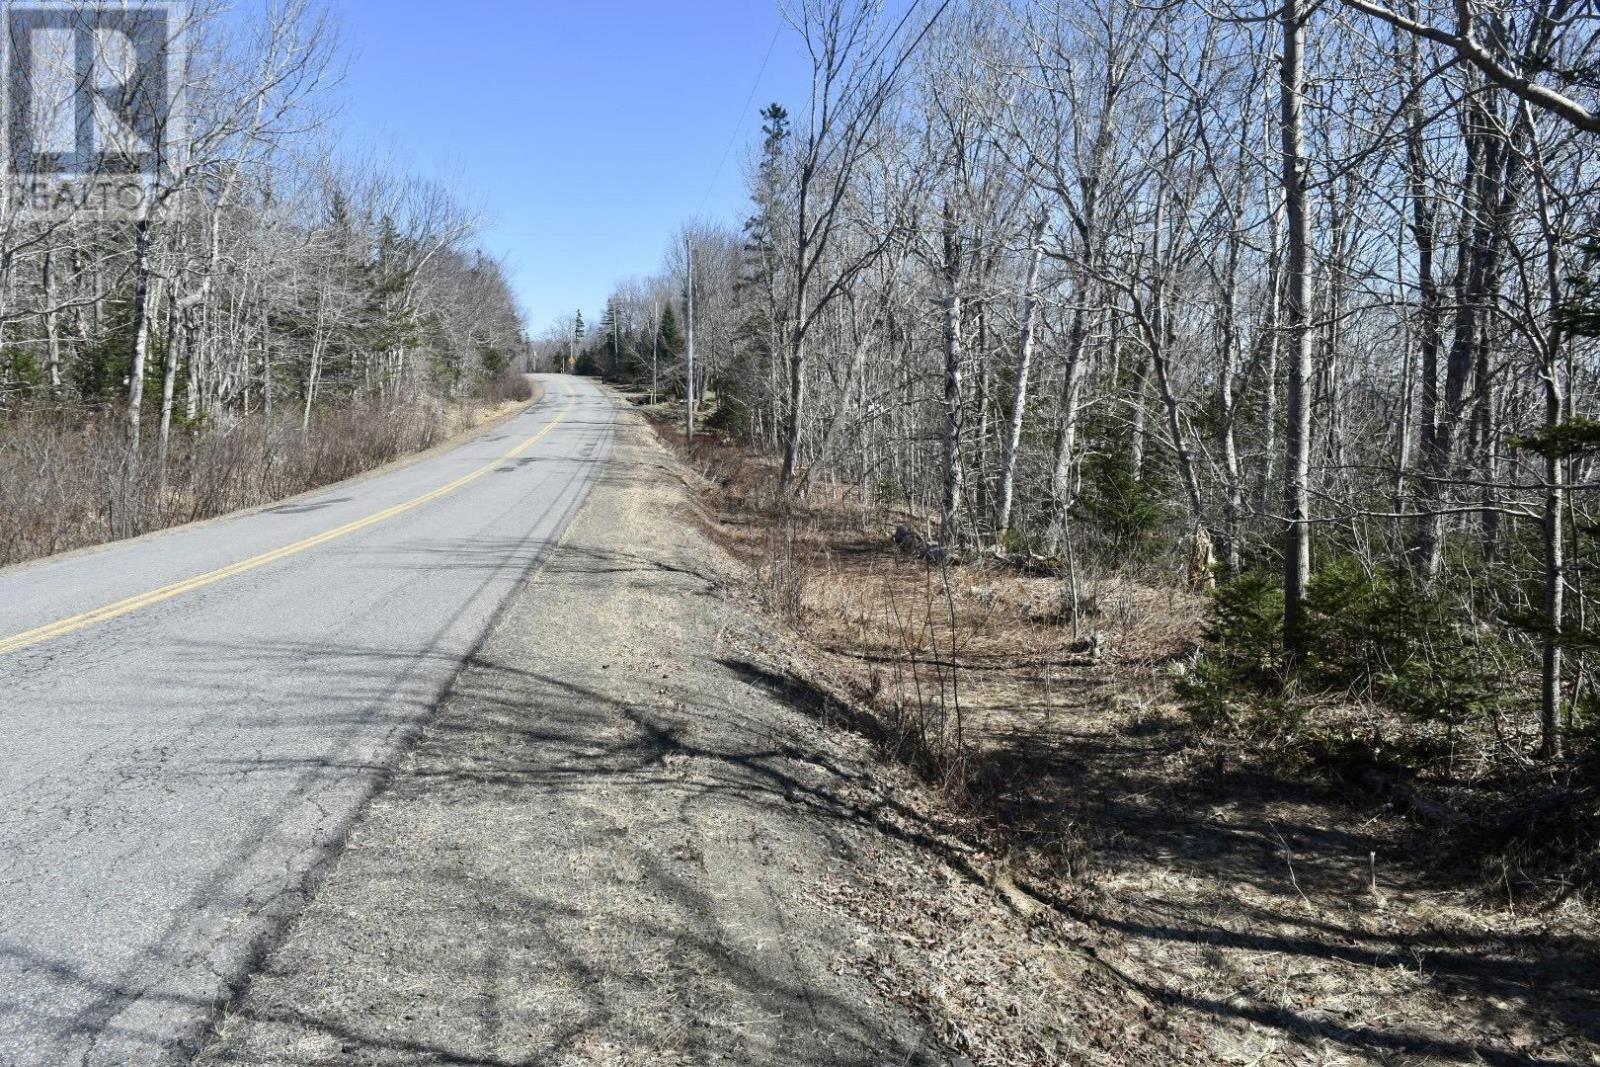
820,646,1102,672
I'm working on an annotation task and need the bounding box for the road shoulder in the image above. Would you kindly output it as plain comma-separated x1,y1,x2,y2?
196,393,943,1067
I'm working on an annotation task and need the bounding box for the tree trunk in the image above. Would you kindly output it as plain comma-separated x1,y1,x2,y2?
1129,347,1151,480
1281,0,1314,653
1049,301,1089,549
940,199,965,546
42,252,62,396
1218,227,1244,572
1534,163,1567,760
1260,179,1282,518
782,331,807,487
127,218,155,451
157,282,182,496
996,217,1046,543
1541,374,1565,760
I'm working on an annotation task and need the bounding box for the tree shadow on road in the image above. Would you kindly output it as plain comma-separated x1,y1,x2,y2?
184,622,946,1066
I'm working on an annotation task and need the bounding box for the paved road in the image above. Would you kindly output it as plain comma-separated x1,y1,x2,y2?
0,375,614,1066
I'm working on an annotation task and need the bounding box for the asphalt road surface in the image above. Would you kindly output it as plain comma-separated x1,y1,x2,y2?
0,375,613,1066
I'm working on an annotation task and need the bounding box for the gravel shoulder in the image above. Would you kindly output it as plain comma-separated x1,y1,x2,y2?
196,394,946,1066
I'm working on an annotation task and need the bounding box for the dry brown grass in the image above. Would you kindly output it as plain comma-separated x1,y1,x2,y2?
0,392,528,568
653,414,1600,1067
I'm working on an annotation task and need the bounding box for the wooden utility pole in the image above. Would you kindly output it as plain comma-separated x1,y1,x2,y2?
685,238,696,444
650,301,659,405
611,300,621,377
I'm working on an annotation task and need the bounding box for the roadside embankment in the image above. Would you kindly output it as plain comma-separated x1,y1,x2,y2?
0,376,539,570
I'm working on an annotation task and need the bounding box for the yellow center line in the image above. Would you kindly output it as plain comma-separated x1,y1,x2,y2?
0,385,579,657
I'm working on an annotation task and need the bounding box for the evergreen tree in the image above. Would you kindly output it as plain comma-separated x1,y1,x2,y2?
657,303,684,357
733,103,791,441
565,309,586,373
598,299,625,378
656,303,685,396
741,105,790,300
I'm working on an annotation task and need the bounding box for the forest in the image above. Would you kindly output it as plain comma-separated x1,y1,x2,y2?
1,1,1595,1056
0,0,529,567
558,0,1600,787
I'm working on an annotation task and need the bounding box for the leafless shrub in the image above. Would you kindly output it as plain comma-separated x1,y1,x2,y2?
750,520,809,622
0,397,483,568
485,369,534,404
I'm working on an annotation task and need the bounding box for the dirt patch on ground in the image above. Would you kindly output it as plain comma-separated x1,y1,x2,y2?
659,419,1600,1067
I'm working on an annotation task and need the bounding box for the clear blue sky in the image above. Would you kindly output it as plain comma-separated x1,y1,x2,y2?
333,0,810,334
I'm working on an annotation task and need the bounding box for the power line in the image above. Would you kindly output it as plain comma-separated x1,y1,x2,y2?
694,23,783,220
690,0,950,221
